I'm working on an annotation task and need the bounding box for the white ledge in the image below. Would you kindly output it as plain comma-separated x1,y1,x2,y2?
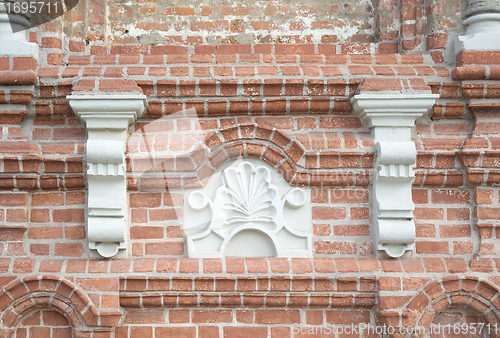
352,93,438,258
352,94,440,129
68,94,146,258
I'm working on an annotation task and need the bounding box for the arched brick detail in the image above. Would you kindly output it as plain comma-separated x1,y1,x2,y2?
205,140,298,182
200,124,373,188
200,123,305,184
128,124,305,191
401,276,500,337
0,275,122,337
205,123,304,161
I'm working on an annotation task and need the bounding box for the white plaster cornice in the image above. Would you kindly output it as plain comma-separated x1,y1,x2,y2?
351,93,438,258
68,94,147,258
352,94,440,129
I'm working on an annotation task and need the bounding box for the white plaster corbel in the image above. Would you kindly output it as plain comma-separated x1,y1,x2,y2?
68,94,147,258
351,94,438,258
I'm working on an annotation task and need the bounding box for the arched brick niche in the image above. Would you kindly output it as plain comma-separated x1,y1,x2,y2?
0,275,122,337
13,309,72,338
127,114,372,258
401,277,500,338
431,309,490,338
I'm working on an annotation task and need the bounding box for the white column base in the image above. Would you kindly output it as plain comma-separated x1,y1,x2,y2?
455,13,500,53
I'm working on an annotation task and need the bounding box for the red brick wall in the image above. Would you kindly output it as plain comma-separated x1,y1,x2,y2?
1,0,500,336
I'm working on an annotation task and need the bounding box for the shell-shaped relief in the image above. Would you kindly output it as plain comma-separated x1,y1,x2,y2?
218,163,278,234
185,160,312,258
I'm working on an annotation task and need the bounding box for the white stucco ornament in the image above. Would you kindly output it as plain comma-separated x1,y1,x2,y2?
68,94,147,258
184,160,312,258
352,93,438,258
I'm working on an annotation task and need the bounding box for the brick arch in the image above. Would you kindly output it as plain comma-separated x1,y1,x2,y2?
7,294,83,338
205,123,305,164
128,122,307,191
403,276,500,337
15,308,73,338
201,123,304,184
0,275,122,337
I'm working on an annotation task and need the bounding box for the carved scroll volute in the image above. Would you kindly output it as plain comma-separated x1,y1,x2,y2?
68,94,147,258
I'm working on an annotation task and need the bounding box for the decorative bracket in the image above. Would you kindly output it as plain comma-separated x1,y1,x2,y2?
184,160,312,258
68,94,147,258
351,93,438,258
